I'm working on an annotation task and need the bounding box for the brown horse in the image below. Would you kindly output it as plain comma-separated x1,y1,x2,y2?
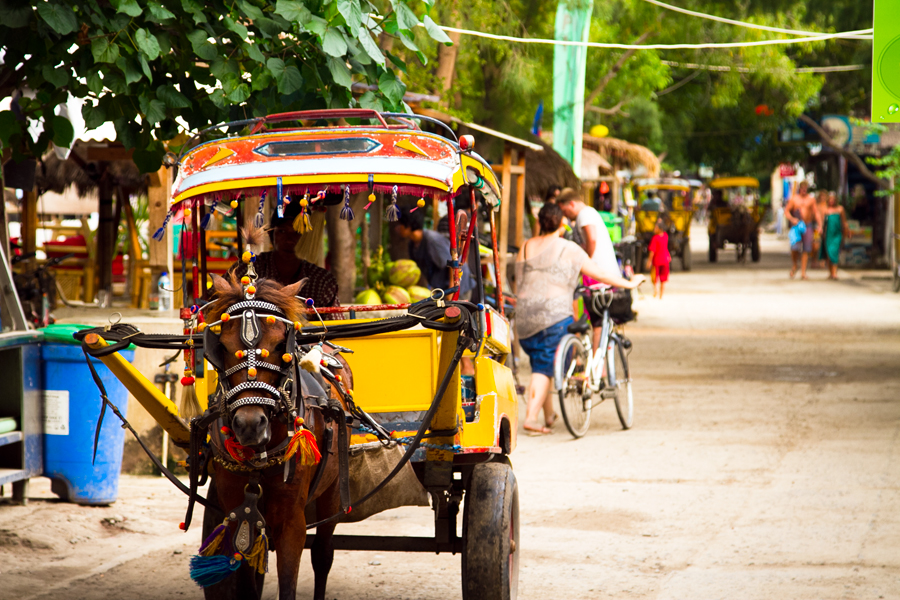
201,272,350,600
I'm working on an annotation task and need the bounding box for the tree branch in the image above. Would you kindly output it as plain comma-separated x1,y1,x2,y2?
583,29,653,110
586,99,629,116
799,114,887,189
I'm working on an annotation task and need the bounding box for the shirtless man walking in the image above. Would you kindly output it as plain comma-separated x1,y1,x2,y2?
784,182,821,279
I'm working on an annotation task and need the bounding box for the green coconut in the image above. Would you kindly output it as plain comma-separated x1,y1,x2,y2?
354,288,383,305
388,259,421,287
407,285,431,303
382,285,411,305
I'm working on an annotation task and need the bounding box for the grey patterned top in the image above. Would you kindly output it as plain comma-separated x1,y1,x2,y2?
514,237,588,340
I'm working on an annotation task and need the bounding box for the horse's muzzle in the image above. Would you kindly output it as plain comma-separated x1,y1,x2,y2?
232,408,270,448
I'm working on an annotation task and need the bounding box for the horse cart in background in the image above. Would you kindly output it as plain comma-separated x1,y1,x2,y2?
707,176,764,263
76,110,520,600
632,178,694,272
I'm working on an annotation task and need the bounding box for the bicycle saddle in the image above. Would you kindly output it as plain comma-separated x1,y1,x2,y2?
567,315,591,335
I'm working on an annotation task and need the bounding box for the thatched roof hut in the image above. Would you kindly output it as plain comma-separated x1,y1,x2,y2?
523,137,580,200
35,140,146,196
582,135,660,177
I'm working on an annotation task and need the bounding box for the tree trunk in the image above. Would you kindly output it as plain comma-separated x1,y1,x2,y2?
325,193,369,303
435,12,463,100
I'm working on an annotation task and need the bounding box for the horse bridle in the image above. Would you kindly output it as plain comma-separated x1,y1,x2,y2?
201,264,344,472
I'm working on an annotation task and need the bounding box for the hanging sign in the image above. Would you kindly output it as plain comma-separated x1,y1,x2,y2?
873,0,900,122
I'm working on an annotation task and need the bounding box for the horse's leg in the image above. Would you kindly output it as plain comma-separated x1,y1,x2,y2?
311,478,341,600
209,467,266,600
266,484,307,600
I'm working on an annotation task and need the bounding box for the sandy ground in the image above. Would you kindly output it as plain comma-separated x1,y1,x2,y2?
2,233,899,600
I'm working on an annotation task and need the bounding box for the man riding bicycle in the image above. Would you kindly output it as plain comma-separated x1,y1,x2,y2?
556,188,624,353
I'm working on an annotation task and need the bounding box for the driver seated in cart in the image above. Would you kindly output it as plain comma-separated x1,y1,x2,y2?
227,201,341,318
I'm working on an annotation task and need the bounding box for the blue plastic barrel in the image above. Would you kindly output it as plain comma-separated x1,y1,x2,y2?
41,343,134,505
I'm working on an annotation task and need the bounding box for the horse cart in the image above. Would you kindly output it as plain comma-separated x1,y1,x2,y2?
707,176,763,263
75,110,520,600
632,178,694,271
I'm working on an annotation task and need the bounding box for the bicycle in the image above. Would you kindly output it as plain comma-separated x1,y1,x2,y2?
553,285,634,438
12,252,74,327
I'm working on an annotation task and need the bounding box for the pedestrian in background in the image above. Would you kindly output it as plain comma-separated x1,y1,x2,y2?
820,191,850,280
646,219,671,299
812,189,828,269
515,203,644,435
784,181,819,279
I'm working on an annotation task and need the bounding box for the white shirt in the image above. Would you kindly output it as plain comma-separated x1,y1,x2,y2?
573,206,620,276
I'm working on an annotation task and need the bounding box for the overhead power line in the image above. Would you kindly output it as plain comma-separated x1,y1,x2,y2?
435,26,874,50
640,0,873,40
661,60,869,73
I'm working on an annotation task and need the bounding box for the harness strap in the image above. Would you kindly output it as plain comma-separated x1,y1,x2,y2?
224,360,282,377
226,300,285,315
80,343,217,516
227,396,278,411
225,381,280,401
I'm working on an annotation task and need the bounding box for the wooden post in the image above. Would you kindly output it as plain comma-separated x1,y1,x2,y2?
148,166,171,269
22,190,37,256
498,145,513,296
514,152,526,250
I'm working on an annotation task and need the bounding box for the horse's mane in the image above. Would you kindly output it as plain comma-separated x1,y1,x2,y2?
205,271,306,323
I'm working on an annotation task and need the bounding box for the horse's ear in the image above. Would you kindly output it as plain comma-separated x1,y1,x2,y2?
210,273,232,295
282,277,308,298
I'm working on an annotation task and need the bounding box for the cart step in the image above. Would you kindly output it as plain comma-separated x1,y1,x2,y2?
0,431,23,449
305,534,462,554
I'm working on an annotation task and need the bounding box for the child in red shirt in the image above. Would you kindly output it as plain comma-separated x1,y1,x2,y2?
646,221,671,298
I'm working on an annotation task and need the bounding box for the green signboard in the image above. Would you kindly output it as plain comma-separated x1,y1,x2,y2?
873,0,900,122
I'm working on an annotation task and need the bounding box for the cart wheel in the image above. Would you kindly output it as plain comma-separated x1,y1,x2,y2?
462,462,519,600
708,235,717,262
751,234,761,262
681,242,692,271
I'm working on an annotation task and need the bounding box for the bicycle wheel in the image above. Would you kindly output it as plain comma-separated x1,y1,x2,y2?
555,334,592,438
608,338,633,429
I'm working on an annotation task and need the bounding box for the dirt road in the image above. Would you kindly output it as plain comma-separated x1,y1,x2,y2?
2,234,899,599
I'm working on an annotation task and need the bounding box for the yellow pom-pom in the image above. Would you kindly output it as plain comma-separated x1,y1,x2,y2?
335,374,342,382
368,193,376,203
247,367,257,378
241,276,250,285
235,350,244,359
230,200,239,209
293,321,302,331
260,349,269,358
246,285,256,295
417,198,426,208
242,251,252,263
197,322,207,332
221,313,230,322
299,197,308,208
282,353,292,363
184,207,192,218
266,315,276,324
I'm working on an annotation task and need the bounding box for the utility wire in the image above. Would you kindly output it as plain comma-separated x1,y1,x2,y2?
640,0,873,39
661,60,869,73
434,25,875,50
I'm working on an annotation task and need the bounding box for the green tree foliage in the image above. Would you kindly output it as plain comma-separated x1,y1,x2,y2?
0,0,447,172
394,0,871,177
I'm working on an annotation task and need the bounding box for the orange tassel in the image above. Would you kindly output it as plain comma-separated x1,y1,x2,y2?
284,418,321,467
221,426,255,462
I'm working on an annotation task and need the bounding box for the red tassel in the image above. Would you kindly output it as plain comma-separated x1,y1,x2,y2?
284,418,321,467
221,426,255,462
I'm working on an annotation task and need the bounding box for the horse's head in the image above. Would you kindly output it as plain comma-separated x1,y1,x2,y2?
206,273,307,448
